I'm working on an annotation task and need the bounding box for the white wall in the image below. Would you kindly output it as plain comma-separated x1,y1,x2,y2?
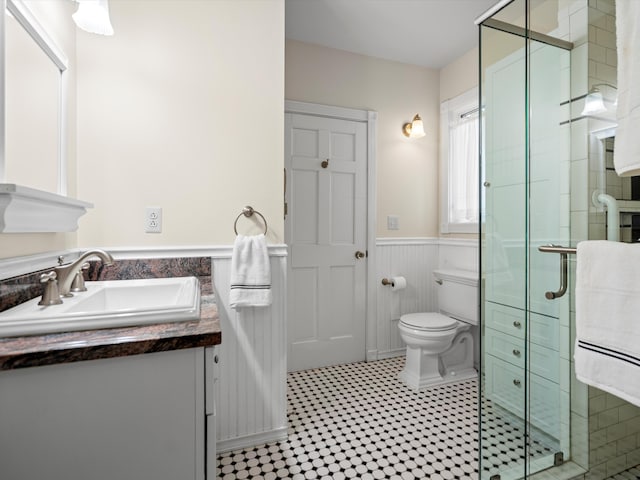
286,40,440,238
76,0,284,248
439,47,479,106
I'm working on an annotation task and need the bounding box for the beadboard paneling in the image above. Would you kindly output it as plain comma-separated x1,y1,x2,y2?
438,238,479,272
211,249,287,453
374,238,478,359
375,239,439,357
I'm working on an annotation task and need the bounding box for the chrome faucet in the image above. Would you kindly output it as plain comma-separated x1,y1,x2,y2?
55,249,115,297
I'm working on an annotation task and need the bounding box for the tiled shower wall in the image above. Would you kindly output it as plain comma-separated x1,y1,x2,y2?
585,1,640,478
566,0,640,477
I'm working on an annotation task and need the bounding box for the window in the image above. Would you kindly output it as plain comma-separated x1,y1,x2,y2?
440,87,479,234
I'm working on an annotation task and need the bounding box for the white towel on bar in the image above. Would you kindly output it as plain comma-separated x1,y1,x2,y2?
574,240,640,407
229,234,272,309
614,1,640,177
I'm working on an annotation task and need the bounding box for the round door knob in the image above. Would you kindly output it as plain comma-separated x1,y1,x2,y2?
321,159,329,168
513,349,521,357
355,251,365,259
513,379,521,387
513,321,521,328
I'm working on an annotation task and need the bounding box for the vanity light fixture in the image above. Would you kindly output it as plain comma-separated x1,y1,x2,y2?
581,83,617,116
402,114,426,138
72,0,114,36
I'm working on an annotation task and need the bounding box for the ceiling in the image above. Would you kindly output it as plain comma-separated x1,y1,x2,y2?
285,0,499,69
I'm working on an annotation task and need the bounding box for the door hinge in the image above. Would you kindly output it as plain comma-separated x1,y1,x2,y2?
284,167,288,219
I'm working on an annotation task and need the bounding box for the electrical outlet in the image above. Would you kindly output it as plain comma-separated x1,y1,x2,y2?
145,207,162,233
387,215,399,230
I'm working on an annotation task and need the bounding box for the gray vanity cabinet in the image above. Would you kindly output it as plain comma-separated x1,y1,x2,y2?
0,346,218,480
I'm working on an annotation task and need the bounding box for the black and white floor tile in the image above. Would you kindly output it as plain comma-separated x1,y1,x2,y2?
219,357,477,479
216,357,638,479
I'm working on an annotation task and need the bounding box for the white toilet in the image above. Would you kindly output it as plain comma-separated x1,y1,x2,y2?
398,269,478,390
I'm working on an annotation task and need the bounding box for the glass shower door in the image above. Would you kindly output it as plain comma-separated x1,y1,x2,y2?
479,1,572,478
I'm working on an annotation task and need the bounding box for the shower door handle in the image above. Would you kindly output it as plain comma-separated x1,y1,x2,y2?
538,245,576,300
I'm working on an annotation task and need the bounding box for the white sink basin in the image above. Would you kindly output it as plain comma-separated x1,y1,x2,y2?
0,277,201,337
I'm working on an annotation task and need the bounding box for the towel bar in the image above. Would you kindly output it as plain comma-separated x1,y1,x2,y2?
234,206,268,235
538,245,576,299
538,245,577,255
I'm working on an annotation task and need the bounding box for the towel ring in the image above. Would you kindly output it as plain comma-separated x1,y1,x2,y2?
234,206,268,235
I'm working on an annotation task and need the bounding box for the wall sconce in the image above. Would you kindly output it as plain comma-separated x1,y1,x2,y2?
72,0,114,36
581,83,617,116
402,114,426,138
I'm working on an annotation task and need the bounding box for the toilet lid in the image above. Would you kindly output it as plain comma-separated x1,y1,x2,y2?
400,312,458,331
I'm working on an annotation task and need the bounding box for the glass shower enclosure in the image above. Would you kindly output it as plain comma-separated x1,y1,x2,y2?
479,1,573,478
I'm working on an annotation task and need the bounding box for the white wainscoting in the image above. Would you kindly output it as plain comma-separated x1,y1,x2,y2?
211,246,288,453
374,238,439,358
438,238,479,272
373,238,478,360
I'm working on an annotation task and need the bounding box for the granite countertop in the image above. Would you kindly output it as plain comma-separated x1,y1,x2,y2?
0,281,221,371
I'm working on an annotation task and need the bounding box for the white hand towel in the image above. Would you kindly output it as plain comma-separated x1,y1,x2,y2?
614,1,640,177
575,240,640,407
229,234,272,309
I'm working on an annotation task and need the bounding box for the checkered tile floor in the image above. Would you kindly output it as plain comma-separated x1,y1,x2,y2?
216,357,637,479
218,357,477,479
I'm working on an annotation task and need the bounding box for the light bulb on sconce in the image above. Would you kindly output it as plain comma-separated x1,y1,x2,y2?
402,114,426,138
72,0,114,36
581,83,617,116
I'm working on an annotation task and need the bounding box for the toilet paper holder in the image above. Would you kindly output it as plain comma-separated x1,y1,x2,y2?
382,276,407,290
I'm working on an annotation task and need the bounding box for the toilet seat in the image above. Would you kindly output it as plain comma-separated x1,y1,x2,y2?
399,312,458,332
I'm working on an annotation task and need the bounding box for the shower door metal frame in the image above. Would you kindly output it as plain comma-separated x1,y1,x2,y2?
478,4,574,478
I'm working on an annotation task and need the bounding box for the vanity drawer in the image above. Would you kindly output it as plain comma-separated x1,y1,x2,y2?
485,301,559,350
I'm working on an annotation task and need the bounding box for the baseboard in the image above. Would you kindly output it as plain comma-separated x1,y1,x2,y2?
368,349,405,361
217,426,288,454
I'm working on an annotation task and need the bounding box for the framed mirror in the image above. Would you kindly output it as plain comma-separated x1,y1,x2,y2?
2,0,69,195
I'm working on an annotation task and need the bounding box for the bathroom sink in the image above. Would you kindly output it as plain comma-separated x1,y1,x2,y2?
0,277,201,337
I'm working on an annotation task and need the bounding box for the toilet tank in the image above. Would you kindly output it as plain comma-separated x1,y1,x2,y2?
434,269,478,325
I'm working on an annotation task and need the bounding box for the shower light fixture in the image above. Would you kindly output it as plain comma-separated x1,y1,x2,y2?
402,114,426,138
581,83,617,116
72,0,114,36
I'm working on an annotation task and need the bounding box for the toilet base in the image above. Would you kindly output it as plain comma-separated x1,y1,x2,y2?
398,330,477,390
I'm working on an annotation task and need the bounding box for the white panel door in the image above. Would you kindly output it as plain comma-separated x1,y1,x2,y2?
285,112,367,372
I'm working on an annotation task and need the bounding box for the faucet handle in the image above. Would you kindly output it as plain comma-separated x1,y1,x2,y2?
70,262,90,293
38,271,63,306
